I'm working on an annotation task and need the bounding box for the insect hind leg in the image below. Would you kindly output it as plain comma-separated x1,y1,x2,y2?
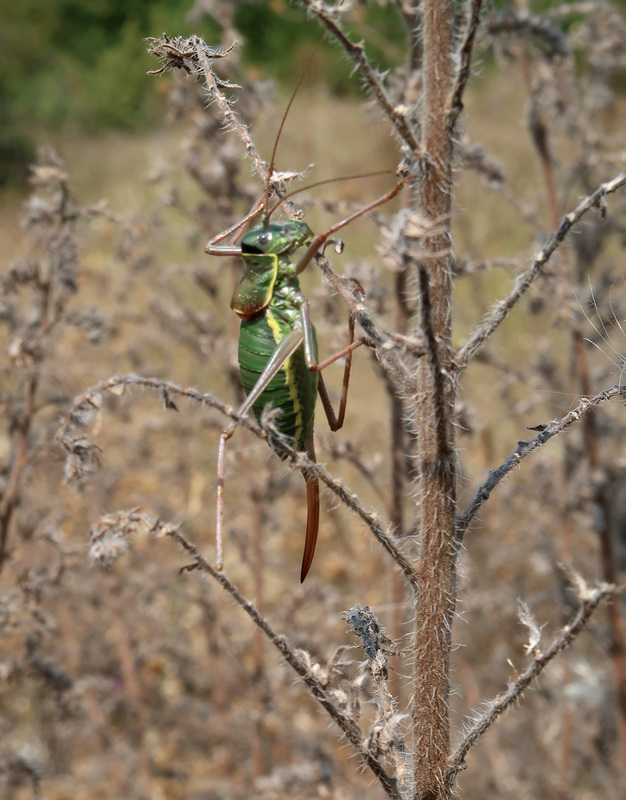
215,421,237,571
301,301,365,432
215,328,306,570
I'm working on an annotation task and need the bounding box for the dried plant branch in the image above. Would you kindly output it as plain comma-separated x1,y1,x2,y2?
485,9,569,59
449,0,484,128
417,261,454,465
56,374,420,588
326,440,386,502
346,605,408,791
0,148,79,573
147,34,298,216
167,527,404,800
314,252,423,391
0,374,37,571
447,578,617,782
456,383,626,543
56,373,246,443
301,0,421,156
146,35,238,76
456,173,626,372
452,256,523,277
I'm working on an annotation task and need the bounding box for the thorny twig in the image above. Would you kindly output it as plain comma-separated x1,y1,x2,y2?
0,149,78,573
301,0,421,156
167,527,404,800
447,577,616,782
449,0,484,129
485,9,570,59
146,35,299,217
314,252,423,391
326,440,386,502
456,173,626,371
456,383,626,543
56,374,420,588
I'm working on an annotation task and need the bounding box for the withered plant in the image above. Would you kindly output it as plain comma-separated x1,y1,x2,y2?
2,2,626,799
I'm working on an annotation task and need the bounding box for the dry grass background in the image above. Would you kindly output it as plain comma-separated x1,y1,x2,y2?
1,9,626,799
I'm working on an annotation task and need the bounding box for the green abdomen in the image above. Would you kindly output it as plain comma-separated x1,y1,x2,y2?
239,310,318,454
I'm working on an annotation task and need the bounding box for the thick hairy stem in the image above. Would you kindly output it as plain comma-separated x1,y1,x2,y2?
411,2,458,798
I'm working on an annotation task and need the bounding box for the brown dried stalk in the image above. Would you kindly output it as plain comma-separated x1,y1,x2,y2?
408,1,459,797
448,577,617,783
170,527,404,800
456,173,626,372
457,382,626,542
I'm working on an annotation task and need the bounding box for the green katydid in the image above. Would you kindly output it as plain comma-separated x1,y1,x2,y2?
205,47,407,581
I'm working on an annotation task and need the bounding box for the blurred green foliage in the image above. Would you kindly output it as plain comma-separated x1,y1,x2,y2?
0,0,624,185
0,0,213,131
0,0,407,185
0,0,216,183
0,0,405,134
0,0,406,185
234,0,406,93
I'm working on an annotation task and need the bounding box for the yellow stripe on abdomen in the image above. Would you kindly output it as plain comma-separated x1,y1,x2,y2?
265,311,304,444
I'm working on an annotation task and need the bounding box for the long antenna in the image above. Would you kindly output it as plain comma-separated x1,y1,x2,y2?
262,31,328,218
267,171,395,218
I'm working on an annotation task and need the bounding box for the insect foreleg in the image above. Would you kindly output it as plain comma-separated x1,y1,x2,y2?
205,199,266,256
294,177,408,277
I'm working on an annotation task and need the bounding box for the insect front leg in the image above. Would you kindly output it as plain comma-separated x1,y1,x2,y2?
204,199,266,257
293,177,408,277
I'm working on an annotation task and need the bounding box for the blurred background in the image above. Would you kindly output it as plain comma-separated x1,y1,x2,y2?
1,1,626,799
0,0,407,185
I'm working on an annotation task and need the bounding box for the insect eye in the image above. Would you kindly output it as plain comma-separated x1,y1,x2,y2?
257,233,269,248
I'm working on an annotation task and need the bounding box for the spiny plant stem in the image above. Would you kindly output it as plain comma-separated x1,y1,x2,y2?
411,2,458,798
456,173,626,372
